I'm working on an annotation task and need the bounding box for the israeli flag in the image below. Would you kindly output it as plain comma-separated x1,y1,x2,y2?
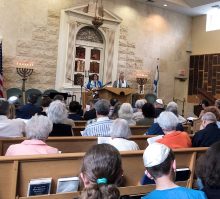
153,65,159,96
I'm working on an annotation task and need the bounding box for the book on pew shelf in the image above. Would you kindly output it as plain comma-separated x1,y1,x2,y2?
27,178,52,196
56,177,79,193
176,168,191,181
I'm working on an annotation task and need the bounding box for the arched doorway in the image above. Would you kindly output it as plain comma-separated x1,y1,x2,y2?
73,26,105,86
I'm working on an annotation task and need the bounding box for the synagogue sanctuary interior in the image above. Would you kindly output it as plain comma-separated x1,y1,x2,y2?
0,0,220,199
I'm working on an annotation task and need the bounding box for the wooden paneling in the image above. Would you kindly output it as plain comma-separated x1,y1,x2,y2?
188,53,220,96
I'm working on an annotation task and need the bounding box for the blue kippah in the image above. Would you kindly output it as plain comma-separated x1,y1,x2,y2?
96,178,108,184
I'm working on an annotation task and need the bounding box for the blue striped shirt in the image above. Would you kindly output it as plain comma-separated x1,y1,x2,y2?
82,117,112,137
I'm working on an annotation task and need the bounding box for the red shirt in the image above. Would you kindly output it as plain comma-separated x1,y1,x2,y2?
157,131,192,149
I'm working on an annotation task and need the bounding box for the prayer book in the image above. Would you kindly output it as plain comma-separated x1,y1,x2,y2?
27,178,52,196
56,177,79,193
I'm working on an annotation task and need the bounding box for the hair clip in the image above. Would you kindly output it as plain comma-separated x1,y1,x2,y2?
96,178,108,184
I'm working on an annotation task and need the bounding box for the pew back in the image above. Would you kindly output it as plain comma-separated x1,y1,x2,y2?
0,148,207,199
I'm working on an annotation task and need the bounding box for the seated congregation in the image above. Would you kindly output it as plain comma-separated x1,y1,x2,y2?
1,94,220,198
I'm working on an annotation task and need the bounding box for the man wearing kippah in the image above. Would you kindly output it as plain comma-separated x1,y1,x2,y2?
142,143,207,199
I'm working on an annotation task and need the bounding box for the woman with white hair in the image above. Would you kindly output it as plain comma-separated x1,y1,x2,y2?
133,99,146,121
109,118,139,151
167,101,186,123
156,111,191,149
5,115,59,156
47,100,73,136
118,103,136,126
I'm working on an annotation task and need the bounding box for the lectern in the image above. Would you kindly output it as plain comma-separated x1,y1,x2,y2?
99,87,134,103
82,87,135,107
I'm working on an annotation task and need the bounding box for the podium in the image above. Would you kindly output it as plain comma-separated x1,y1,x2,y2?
99,87,134,103
82,87,135,107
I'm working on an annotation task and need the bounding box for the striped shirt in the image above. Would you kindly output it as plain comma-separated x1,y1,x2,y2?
82,117,112,137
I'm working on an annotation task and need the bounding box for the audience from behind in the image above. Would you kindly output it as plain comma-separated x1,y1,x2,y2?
83,99,112,137
108,118,139,151
83,100,97,121
146,106,184,135
39,96,52,116
141,143,206,199
154,99,165,118
109,98,119,118
68,101,82,120
202,106,220,128
192,112,220,147
0,99,25,137
118,103,136,126
196,141,220,199
133,99,146,121
136,103,155,126
5,115,59,156
199,99,210,119
80,144,122,199
16,93,42,119
166,101,186,123
215,99,220,110
47,100,74,136
156,111,192,149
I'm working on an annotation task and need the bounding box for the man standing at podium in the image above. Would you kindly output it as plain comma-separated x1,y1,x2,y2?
113,72,129,88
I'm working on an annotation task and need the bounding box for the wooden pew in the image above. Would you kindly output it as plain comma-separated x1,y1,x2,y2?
74,121,87,127
0,136,151,156
0,148,207,199
72,125,150,136
0,135,195,156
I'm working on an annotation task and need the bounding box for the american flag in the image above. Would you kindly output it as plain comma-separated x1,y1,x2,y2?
0,41,3,98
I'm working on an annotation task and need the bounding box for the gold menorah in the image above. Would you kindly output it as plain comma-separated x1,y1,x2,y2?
16,67,33,92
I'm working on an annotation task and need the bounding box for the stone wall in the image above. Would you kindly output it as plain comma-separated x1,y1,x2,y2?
0,0,192,107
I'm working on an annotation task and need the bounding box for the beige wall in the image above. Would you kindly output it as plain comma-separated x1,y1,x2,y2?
192,15,220,55
0,0,192,106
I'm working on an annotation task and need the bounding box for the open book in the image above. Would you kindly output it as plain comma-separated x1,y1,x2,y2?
27,178,52,196
56,177,79,193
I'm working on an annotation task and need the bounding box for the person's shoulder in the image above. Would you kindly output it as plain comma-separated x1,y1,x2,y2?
178,187,207,198
141,190,159,199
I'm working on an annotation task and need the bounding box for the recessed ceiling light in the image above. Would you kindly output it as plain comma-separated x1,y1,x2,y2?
163,4,167,7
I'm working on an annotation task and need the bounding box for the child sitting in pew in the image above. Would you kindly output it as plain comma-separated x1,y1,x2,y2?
141,143,206,199
80,144,123,199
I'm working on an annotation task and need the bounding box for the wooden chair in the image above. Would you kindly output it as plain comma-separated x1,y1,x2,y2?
1,148,208,199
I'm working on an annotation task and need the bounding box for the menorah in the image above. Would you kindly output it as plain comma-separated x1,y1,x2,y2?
136,77,148,94
16,67,33,92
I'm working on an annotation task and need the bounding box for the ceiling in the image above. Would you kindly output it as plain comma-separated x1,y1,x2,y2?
138,0,220,16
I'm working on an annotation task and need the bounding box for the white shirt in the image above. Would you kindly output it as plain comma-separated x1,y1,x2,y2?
109,138,139,151
0,116,25,137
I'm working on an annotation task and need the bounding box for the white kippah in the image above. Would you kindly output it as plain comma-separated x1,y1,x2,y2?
156,99,163,105
8,96,18,104
143,143,170,167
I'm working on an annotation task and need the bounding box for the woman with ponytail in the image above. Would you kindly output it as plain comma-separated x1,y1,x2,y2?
80,144,123,199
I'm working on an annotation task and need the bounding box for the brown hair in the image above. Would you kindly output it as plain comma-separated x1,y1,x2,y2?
203,106,220,121
80,144,122,199
196,141,220,188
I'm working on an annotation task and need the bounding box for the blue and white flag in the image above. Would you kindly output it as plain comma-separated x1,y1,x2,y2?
153,64,159,96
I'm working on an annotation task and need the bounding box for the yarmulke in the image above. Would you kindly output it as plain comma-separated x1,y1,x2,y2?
8,96,18,104
143,143,170,167
156,99,163,105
